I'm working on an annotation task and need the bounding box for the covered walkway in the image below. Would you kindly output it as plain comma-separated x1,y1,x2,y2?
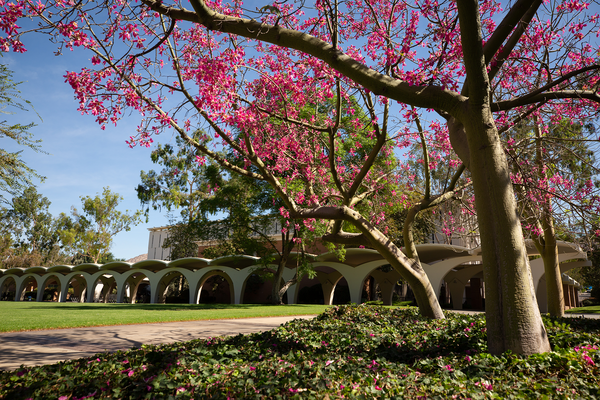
0,241,589,311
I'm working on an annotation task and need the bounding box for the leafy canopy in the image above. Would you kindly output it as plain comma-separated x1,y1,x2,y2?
0,63,44,205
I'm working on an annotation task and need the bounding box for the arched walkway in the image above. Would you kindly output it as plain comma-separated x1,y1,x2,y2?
63,274,88,302
90,275,118,303
296,274,325,304
122,272,151,304
332,277,350,305
154,271,190,304
0,242,588,313
241,269,288,304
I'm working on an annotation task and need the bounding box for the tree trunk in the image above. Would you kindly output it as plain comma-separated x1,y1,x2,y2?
360,228,444,318
271,261,287,305
534,212,564,317
459,112,551,355
542,242,564,317
533,120,564,318
307,206,445,319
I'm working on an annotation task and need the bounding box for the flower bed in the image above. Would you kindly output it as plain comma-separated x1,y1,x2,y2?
2,305,600,399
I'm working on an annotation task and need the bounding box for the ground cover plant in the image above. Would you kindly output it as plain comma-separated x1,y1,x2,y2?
2,305,600,399
0,303,329,332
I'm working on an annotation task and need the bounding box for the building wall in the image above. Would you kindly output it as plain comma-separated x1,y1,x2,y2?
148,222,331,261
148,227,171,260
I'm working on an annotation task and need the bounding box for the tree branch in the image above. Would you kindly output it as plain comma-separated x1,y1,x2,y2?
493,89,600,111
483,0,543,67
487,0,542,83
322,231,370,246
456,0,490,105
140,0,465,114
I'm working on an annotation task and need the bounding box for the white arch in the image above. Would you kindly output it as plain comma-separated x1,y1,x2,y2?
0,275,17,300
37,273,65,302
15,274,43,301
194,269,236,304
0,242,589,312
61,272,90,302
421,256,483,299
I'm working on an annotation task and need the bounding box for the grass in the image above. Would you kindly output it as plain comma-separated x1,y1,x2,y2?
2,305,600,399
566,304,600,314
0,302,331,332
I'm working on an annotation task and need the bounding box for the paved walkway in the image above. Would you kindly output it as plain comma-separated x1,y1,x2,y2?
0,316,315,371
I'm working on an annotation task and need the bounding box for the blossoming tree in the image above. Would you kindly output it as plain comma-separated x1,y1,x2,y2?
2,0,600,354
507,117,600,317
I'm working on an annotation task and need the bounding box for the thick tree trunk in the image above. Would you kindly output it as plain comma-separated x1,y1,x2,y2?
453,0,550,355
459,113,551,355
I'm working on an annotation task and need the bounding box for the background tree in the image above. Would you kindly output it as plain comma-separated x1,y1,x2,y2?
61,187,143,264
0,187,70,268
506,118,600,317
202,169,319,305
162,164,317,305
137,130,212,221
161,217,201,260
6,0,600,354
0,63,45,205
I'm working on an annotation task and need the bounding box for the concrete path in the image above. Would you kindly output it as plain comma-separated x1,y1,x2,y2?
0,316,315,372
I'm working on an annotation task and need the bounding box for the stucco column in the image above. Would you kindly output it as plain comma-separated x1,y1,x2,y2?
315,271,342,306
370,270,401,306
448,280,465,310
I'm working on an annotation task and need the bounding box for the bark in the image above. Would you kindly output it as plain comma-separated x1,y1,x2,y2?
271,263,286,305
455,0,550,355
274,275,297,305
270,249,298,305
460,112,550,354
269,231,298,305
538,231,564,317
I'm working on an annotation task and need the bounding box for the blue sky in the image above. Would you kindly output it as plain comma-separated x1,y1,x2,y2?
3,40,173,261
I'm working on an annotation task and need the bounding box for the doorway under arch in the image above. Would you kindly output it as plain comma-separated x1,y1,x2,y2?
0,277,16,301
156,271,190,304
197,272,233,304
66,275,88,302
18,276,38,301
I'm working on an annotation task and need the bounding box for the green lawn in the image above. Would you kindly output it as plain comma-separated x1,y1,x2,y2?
566,304,600,314
0,302,331,332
